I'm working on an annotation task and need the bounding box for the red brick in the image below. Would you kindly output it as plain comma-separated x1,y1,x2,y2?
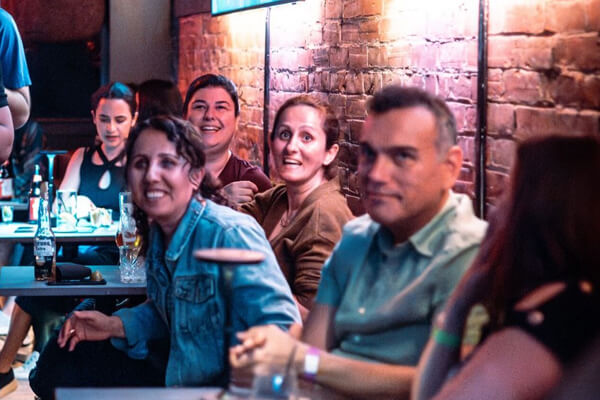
487,138,517,169
367,46,387,67
270,72,308,92
309,71,331,92
341,23,360,44
439,40,477,71
329,47,349,68
515,107,599,139
582,75,600,109
313,48,329,67
347,96,368,118
485,169,510,203
348,120,365,141
349,46,368,69
488,36,553,70
323,21,340,45
387,43,411,68
338,142,359,167
489,0,546,35
359,0,383,16
410,41,438,70
207,16,226,34
503,70,545,105
545,1,587,33
271,49,312,71
554,34,600,70
457,136,475,164
329,72,346,93
343,72,364,94
487,103,515,136
359,18,379,42
587,0,600,31
487,69,506,101
343,0,359,19
325,0,342,19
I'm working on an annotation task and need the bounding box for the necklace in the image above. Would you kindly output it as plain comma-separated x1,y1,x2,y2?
279,208,298,228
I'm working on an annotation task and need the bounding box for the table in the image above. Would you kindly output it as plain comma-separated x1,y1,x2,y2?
0,266,146,296
0,200,27,211
55,387,226,400
0,222,117,243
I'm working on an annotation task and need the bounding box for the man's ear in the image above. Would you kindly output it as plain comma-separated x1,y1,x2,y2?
443,145,463,189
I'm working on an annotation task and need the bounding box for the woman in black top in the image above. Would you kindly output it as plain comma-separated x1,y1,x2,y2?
0,83,136,395
60,82,136,224
413,135,600,400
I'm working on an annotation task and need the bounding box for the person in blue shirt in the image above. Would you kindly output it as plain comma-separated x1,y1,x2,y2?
29,115,300,399
0,8,31,129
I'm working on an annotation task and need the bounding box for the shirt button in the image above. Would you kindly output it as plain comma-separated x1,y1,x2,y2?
353,334,361,343
358,307,365,315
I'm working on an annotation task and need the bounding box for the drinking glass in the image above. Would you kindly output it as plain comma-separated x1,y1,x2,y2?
1,205,13,223
119,245,145,283
117,191,143,283
56,189,77,228
250,363,298,399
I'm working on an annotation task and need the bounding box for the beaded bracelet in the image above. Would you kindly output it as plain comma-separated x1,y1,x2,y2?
432,327,461,348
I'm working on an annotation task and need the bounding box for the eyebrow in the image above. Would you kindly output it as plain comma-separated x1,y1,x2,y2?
359,141,418,154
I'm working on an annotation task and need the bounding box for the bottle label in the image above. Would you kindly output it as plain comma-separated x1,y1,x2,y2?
29,197,40,222
0,178,13,199
34,239,55,257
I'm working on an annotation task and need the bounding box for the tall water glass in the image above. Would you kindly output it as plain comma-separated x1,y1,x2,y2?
117,191,144,283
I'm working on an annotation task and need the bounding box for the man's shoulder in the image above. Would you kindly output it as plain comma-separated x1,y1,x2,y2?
444,192,488,250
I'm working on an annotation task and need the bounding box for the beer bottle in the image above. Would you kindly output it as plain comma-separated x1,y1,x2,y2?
33,186,56,281
28,164,42,224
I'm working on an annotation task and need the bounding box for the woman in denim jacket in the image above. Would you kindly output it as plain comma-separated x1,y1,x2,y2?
30,116,300,398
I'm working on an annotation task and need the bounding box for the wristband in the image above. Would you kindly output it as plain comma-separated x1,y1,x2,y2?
432,327,461,348
302,346,320,381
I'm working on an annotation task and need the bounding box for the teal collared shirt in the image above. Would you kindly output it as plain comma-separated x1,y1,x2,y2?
315,191,487,365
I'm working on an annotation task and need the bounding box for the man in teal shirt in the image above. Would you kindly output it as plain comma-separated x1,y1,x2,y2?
231,85,487,399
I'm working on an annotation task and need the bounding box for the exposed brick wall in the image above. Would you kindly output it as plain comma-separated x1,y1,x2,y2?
178,0,600,214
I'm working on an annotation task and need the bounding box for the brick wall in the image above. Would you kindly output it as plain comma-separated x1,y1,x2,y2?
178,0,600,214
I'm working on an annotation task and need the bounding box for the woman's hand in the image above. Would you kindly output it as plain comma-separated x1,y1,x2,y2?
223,181,259,205
57,310,125,351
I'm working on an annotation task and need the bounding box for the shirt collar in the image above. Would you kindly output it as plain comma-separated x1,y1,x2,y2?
375,191,458,258
164,197,206,262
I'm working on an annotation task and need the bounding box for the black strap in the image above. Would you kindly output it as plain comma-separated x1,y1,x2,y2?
95,145,125,168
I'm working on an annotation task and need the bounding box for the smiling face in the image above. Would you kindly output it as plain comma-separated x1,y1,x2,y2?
92,98,136,152
270,104,339,189
185,86,238,160
127,128,203,233
358,106,462,243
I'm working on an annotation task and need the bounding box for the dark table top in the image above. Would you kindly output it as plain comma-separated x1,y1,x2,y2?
0,222,117,243
0,265,146,296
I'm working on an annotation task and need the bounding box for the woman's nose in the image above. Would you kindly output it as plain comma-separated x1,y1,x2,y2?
145,163,160,182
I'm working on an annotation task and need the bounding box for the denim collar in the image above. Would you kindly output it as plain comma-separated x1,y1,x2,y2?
164,197,206,263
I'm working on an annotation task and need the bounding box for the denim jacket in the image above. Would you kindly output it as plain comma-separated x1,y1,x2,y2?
112,198,300,386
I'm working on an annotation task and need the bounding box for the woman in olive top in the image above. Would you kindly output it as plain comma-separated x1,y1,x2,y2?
242,95,353,320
